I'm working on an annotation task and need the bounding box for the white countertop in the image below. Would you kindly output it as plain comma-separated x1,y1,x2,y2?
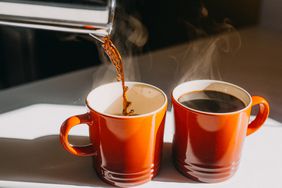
0,26,282,187
0,104,281,188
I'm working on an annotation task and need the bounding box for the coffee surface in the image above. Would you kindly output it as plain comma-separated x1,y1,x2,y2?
178,90,245,113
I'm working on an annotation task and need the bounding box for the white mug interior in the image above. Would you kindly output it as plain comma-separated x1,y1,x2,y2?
172,80,252,114
87,82,167,117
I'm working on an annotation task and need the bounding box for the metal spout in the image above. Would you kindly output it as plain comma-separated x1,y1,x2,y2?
0,0,116,37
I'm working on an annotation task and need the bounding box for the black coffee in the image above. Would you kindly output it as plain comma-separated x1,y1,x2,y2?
178,90,246,113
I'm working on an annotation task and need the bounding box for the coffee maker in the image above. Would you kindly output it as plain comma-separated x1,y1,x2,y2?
0,0,116,38
0,0,116,88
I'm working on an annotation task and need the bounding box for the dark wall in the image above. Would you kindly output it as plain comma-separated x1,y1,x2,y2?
0,28,100,88
120,0,261,51
0,0,261,89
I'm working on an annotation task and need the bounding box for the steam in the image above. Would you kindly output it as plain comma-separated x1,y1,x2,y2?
91,3,241,93
91,10,148,87
171,16,241,85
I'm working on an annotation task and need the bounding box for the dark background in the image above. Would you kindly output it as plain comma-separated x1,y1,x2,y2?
0,0,261,89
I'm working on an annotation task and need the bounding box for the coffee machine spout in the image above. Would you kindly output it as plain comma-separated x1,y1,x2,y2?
0,0,116,37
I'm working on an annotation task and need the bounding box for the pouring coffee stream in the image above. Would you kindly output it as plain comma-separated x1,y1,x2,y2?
90,33,134,116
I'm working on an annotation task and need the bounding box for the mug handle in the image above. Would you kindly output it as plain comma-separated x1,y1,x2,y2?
247,96,270,136
60,113,96,156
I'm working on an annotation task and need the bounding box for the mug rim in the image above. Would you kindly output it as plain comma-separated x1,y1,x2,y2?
172,79,252,115
86,81,168,119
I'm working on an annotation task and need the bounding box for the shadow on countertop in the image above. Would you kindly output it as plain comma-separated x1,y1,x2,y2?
0,136,196,187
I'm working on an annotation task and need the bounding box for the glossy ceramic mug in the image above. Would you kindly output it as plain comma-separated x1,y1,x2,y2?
172,80,269,183
60,82,167,187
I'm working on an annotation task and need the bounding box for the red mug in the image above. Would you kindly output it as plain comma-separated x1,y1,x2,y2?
60,82,167,186
172,80,270,183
